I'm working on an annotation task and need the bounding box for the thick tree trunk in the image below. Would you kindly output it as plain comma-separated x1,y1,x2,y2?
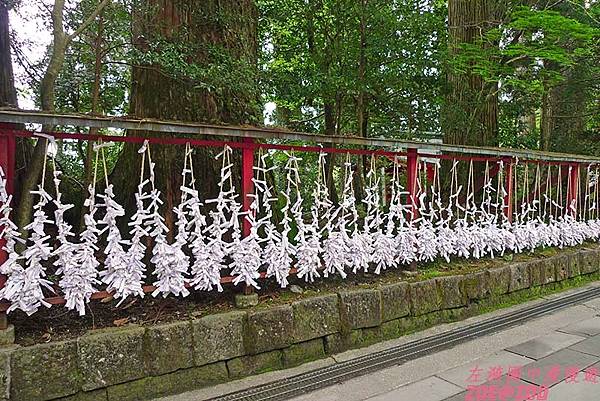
542,63,588,153
1,2,29,237
443,0,501,147
0,3,17,108
111,0,260,233
356,0,368,140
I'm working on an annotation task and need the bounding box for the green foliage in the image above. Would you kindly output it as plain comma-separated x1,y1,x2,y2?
55,0,131,115
259,0,446,137
446,1,599,149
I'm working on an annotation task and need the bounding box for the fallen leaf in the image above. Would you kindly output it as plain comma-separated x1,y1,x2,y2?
100,295,114,303
113,317,129,327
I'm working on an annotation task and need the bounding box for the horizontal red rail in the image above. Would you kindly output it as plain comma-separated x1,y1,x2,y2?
2,129,590,166
2,129,409,159
0,126,593,315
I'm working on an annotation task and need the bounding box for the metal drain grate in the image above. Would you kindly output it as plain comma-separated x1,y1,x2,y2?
210,286,600,401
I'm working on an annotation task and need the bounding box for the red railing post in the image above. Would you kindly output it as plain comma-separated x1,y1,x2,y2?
568,162,580,217
406,148,419,219
0,126,15,330
503,158,514,223
241,138,254,295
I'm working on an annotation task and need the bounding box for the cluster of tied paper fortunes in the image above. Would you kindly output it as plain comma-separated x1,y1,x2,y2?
1,140,600,316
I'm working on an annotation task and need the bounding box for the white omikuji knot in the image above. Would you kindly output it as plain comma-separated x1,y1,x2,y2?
2,150,600,315
55,170,100,316
2,183,54,315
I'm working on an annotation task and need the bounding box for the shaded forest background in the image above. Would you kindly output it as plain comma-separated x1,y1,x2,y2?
0,0,599,231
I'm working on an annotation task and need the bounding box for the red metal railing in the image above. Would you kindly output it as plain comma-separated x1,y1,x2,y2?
0,120,596,323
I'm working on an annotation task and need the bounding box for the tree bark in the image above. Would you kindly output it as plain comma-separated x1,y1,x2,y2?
110,0,260,234
0,2,17,108
541,63,588,153
0,1,30,211
443,0,501,147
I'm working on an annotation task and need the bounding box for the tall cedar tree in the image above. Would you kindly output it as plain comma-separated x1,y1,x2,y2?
444,0,504,147
110,0,261,235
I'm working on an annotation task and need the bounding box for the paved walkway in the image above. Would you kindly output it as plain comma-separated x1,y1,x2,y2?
156,283,600,401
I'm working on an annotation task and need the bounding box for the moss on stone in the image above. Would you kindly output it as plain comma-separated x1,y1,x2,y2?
339,289,383,330
437,276,467,309
0,347,13,401
283,338,325,368
410,280,441,316
380,282,410,322
567,253,581,278
324,333,347,355
508,263,531,293
380,319,402,340
542,259,557,284
55,389,108,401
144,320,194,376
580,250,600,274
227,350,284,379
78,326,147,391
247,306,294,354
106,363,228,401
464,271,489,300
11,340,81,401
528,260,545,287
554,255,569,282
488,266,511,295
292,295,341,343
192,311,247,366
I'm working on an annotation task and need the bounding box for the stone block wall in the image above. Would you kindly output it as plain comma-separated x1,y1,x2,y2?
1,248,599,401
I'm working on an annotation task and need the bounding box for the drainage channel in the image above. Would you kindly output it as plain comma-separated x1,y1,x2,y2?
210,286,600,401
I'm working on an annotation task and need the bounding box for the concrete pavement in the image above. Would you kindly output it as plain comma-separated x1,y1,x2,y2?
155,283,600,401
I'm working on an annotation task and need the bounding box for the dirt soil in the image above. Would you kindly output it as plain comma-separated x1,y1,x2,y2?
9,246,567,347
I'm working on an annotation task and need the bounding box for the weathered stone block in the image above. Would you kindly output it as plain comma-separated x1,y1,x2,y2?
339,289,382,329
283,338,325,368
78,326,146,391
11,340,80,401
553,255,569,282
567,252,582,278
509,263,531,293
145,320,194,376
380,282,410,322
380,319,402,340
410,280,441,316
55,389,108,401
399,312,443,334
324,333,347,355
292,295,340,343
0,325,14,347
488,266,511,295
464,271,489,300
541,259,556,284
437,276,467,308
234,293,258,308
247,306,294,354
580,250,600,274
528,260,545,287
227,351,283,379
348,327,383,349
106,363,228,401
192,311,246,366
0,347,14,401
